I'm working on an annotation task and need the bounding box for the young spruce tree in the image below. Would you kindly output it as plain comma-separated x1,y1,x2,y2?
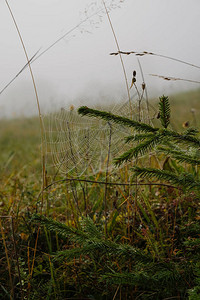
78,96,200,191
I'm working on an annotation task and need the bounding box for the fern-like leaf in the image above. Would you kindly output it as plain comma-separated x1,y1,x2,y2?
183,127,199,136
32,215,151,263
160,129,200,147
125,133,156,143
32,214,87,241
174,133,200,147
158,147,200,166
159,95,170,128
115,134,163,165
133,166,200,189
101,262,181,288
78,106,158,133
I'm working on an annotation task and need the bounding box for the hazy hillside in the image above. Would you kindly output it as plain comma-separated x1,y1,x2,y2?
0,89,200,174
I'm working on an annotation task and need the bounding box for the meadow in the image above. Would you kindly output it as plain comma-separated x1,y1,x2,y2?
0,89,200,299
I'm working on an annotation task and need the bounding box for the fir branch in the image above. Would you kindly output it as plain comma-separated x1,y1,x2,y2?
132,166,200,189
160,129,200,147
159,96,170,128
101,263,180,288
32,215,151,263
173,133,200,147
183,127,199,136
78,106,158,133
101,271,149,286
125,133,156,143
32,214,87,240
54,238,151,263
115,134,163,165
158,147,200,166
80,217,103,239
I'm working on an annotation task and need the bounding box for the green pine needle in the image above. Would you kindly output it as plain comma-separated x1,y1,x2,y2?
115,134,163,165
159,95,170,128
133,166,200,189
158,147,200,166
125,133,156,143
78,106,158,133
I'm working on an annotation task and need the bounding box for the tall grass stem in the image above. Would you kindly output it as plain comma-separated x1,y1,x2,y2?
5,0,46,211
101,0,133,116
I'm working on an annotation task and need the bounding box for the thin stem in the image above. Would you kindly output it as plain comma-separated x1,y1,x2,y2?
104,123,112,236
0,49,41,95
101,0,133,116
5,0,43,129
110,50,200,70
0,217,13,299
66,122,81,214
0,4,117,96
5,0,46,212
137,58,150,123
36,178,181,202
11,217,24,300
28,226,40,296
150,73,200,85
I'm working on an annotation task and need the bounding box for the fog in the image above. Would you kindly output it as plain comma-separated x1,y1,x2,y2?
0,0,200,117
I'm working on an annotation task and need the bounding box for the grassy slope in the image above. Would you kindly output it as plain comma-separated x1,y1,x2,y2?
0,88,199,212
0,89,200,299
1,89,200,173
0,116,41,175
169,88,200,129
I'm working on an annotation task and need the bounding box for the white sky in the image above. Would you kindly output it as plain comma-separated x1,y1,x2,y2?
0,0,200,117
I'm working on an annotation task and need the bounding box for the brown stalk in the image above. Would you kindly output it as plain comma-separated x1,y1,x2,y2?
104,122,112,236
36,177,181,203
5,0,46,212
10,217,24,299
5,3,46,294
137,58,151,123
101,0,133,116
150,74,200,85
0,3,120,95
0,217,13,299
110,50,200,70
27,226,40,297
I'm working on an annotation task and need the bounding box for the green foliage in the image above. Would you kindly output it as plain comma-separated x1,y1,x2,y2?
1,93,200,299
133,166,200,190
78,106,158,133
158,146,200,166
78,96,200,191
115,134,164,164
188,263,200,299
32,215,150,263
159,95,170,128
32,214,196,299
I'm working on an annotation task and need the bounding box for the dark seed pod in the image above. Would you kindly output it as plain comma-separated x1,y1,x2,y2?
133,70,136,77
182,121,189,128
157,112,160,119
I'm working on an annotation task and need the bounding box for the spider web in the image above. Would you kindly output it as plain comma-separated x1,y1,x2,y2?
43,100,137,179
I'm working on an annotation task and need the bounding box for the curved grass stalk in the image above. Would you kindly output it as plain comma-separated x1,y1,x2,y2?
5,0,46,210
150,74,200,85
101,0,133,116
110,50,200,70
0,4,115,96
0,217,13,299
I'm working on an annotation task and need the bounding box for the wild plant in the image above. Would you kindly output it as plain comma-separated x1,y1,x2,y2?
31,96,200,299
78,95,200,191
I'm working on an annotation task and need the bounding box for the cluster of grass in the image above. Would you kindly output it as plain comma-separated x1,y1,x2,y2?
0,90,200,299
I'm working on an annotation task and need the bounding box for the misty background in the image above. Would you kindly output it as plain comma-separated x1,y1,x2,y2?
0,0,200,117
